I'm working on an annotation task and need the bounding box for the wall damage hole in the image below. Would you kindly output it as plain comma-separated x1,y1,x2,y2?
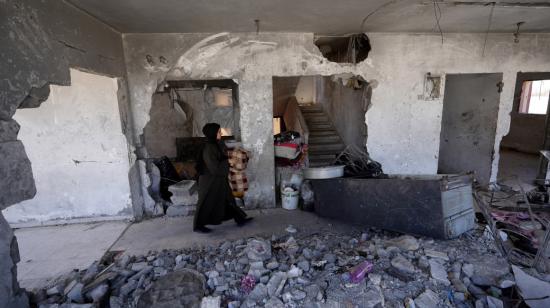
142,79,241,217
314,34,371,64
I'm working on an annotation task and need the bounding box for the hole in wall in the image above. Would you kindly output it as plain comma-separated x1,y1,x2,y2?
141,79,241,217
272,74,373,203
498,72,550,190
314,34,371,64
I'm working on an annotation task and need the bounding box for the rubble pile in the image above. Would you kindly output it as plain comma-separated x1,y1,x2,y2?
31,227,534,308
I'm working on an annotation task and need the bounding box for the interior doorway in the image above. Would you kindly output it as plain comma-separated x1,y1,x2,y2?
499,73,550,190
271,75,369,202
438,73,503,186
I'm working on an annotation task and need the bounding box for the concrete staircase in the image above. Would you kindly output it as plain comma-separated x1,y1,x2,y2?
299,104,345,167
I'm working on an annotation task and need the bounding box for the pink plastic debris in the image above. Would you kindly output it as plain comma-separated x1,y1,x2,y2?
240,275,256,294
349,260,374,283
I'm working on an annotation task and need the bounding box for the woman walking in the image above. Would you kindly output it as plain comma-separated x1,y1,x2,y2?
193,123,252,233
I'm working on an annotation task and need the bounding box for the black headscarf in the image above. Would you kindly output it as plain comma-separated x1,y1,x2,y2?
196,123,223,176
202,123,220,143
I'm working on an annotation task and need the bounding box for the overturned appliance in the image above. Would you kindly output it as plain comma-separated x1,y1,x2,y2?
311,174,475,239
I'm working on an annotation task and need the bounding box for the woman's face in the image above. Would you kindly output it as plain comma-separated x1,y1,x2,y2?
217,129,222,140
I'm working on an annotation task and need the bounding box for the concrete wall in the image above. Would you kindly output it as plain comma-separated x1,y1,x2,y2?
294,76,316,104
123,32,550,209
273,77,300,117
318,76,367,149
366,33,550,183
1,0,130,306
122,33,358,210
4,69,132,224
438,73,502,185
500,72,550,154
144,93,192,158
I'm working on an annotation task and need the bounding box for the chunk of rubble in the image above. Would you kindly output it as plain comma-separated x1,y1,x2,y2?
386,235,420,251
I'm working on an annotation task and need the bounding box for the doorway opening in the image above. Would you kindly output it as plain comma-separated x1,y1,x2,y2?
271,75,370,202
498,73,550,190
438,73,503,186
143,79,240,217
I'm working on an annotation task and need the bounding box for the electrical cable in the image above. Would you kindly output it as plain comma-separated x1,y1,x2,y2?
482,2,496,57
432,0,444,44
360,0,399,32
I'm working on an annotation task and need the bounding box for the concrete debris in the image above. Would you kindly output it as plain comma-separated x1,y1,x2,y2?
414,289,439,308
168,180,198,206
28,227,521,308
512,265,550,308
166,204,194,217
200,295,221,308
428,259,451,286
246,239,272,261
387,235,420,251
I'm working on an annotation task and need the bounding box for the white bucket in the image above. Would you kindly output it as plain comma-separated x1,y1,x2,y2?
281,189,299,210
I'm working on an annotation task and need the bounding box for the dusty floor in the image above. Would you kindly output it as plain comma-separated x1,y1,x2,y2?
14,209,353,291
498,148,540,190
15,221,129,290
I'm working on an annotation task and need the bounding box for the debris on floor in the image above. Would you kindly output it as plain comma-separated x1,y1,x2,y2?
30,223,536,308
474,187,550,271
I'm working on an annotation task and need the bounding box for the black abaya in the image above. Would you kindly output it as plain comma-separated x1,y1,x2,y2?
193,141,247,230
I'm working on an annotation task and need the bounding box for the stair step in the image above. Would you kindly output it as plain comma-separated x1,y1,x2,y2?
303,115,330,123
309,135,342,144
309,130,339,137
309,153,337,160
308,123,333,130
309,143,345,153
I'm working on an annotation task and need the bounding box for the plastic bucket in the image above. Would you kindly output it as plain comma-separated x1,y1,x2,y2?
281,189,299,210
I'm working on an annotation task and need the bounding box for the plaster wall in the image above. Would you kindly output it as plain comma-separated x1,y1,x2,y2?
2,0,131,306
317,76,367,149
273,77,301,117
500,72,550,154
366,33,550,183
4,69,132,224
122,32,550,209
144,93,192,158
294,76,316,104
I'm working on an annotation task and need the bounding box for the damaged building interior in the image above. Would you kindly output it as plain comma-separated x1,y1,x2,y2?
2,0,550,307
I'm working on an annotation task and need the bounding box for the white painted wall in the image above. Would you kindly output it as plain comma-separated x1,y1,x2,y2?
294,76,315,104
4,69,132,225
365,33,550,183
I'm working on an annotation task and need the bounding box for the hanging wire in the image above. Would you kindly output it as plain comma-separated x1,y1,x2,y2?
432,0,444,44
482,2,496,57
360,0,399,32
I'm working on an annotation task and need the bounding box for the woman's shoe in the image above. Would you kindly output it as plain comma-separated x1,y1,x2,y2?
236,217,253,227
194,226,212,233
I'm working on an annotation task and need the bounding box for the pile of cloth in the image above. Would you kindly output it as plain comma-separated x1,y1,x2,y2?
274,131,307,168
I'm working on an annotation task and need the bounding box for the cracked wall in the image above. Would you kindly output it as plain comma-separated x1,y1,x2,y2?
122,32,363,209
1,0,132,305
4,69,133,225
124,32,550,211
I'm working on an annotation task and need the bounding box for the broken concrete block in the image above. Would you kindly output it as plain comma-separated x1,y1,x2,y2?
0,141,36,209
200,296,221,308
0,119,20,142
512,265,550,308
414,289,439,308
246,239,272,261
386,235,420,251
429,259,451,286
166,205,194,217
168,180,198,206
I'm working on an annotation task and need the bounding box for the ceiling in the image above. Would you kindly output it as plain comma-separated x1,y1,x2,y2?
68,0,550,34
